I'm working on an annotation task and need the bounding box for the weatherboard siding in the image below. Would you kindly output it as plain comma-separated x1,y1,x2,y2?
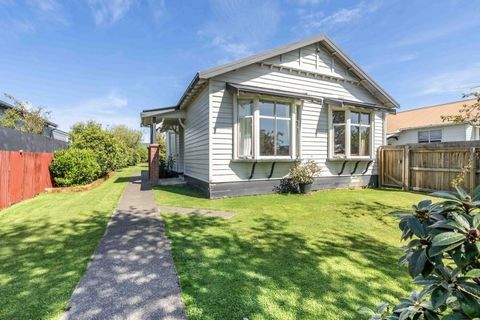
183,86,209,182
209,56,386,183
395,124,471,145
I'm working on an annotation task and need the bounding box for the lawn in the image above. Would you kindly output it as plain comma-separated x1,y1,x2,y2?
0,165,140,320
153,186,434,320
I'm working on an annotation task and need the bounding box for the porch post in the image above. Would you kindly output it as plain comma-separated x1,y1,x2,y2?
148,118,158,184
148,144,159,184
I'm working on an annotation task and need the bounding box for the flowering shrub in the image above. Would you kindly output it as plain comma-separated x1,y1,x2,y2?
289,160,321,185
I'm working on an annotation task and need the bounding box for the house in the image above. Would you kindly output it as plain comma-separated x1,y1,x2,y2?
387,98,478,145
140,33,399,197
0,99,69,142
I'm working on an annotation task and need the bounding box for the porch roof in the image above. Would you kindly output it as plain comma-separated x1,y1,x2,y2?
140,106,185,126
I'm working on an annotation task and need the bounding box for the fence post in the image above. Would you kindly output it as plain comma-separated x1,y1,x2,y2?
470,147,476,192
403,146,410,191
378,147,383,187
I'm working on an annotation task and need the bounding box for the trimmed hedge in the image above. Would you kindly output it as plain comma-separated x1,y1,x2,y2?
49,148,101,186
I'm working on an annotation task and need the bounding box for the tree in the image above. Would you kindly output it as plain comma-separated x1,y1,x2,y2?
70,121,128,174
109,125,144,165
0,93,50,135
359,186,480,319
109,125,143,149
441,91,480,124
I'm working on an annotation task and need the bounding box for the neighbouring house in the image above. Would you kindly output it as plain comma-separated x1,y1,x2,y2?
387,98,478,145
141,33,399,197
0,99,69,142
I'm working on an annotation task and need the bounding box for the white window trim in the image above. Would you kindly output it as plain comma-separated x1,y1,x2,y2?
327,104,375,160
418,129,442,143
233,93,300,160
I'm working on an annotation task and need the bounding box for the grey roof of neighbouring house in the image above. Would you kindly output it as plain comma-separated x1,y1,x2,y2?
0,99,58,128
141,33,399,124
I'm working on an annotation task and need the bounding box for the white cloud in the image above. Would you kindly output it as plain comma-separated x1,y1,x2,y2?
87,0,136,26
198,0,280,61
392,18,480,47
0,0,67,36
363,53,417,71
417,64,480,96
148,0,166,22
297,1,381,33
26,0,68,25
49,90,140,132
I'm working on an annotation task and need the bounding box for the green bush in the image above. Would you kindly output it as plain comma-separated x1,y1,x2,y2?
50,148,101,186
70,121,128,174
359,186,480,319
136,145,148,163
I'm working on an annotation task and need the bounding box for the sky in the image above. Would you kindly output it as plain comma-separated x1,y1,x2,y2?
1,0,479,138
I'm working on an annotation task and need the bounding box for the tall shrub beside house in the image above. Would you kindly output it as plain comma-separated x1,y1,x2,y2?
49,148,101,186
359,186,480,319
70,121,128,175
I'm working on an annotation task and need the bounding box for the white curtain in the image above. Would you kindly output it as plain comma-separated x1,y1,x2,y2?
239,118,252,157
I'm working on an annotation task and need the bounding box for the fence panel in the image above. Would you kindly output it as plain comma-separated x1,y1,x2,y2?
380,148,404,188
0,151,53,210
379,142,480,193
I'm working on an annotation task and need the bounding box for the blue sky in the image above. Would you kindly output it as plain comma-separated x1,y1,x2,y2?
1,0,479,136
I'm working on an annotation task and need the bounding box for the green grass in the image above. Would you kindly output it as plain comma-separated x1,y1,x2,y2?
153,186,434,320
0,165,141,320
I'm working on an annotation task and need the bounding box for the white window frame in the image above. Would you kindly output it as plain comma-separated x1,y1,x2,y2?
327,105,375,159
233,94,299,160
418,129,442,143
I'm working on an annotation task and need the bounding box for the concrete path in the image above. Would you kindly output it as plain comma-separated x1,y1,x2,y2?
62,173,186,320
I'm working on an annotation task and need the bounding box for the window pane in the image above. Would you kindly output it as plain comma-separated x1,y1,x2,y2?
333,125,345,155
239,100,253,117
361,113,370,125
238,118,252,157
333,111,345,124
350,112,360,124
260,101,274,117
430,130,442,142
260,118,275,156
360,126,370,156
276,103,290,118
276,119,290,156
418,131,429,143
351,126,359,156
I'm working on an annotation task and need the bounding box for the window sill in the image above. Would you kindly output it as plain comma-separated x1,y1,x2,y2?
327,157,373,162
231,158,298,163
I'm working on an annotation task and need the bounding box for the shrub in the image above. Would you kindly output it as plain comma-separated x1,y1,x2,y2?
274,178,299,194
50,148,101,186
70,121,128,174
136,145,148,163
359,186,480,319
289,160,321,185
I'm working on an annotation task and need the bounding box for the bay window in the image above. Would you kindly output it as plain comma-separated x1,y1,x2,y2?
259,101,291,156
329,107,373,159
235,96,298,159
238,100,253,157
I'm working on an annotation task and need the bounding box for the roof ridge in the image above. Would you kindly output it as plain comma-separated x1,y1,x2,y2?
397,98,477,113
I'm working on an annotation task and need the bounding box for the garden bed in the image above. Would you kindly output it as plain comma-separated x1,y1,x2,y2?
45,172,114,193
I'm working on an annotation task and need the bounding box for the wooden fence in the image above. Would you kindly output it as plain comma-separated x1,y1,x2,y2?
378,141,480,192
0,151,54,210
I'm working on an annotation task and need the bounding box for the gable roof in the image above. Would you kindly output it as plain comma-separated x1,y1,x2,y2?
387,98,477,133
177,33,399,109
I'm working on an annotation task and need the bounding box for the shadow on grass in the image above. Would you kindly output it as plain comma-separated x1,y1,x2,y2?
153,185,208,199
0,212,111,320
164,214,413,320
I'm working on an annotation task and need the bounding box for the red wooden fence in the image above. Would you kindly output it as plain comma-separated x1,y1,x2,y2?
0,151,53,210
